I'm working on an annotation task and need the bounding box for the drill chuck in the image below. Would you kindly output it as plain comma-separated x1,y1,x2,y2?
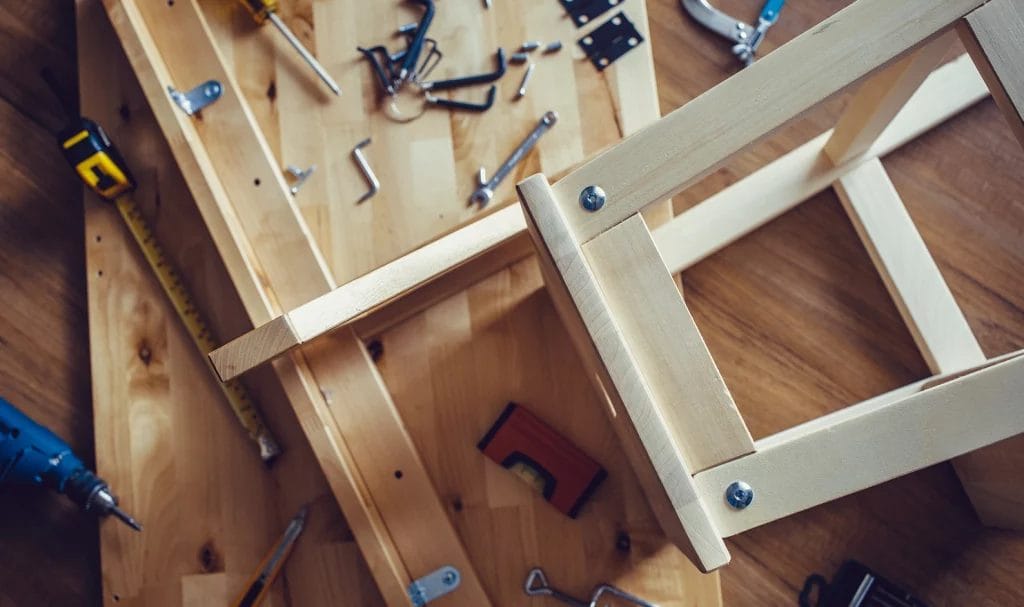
0,397,141,531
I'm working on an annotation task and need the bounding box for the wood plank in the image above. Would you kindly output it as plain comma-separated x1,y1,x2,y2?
653,54,988,274
211,205,528,381
823,32,955,165
584,215,753,473
959,0,1024,147
101,0,484,603
77,2,388,605
693,353,1024,537
549,0,987,244
518,176,729,572
834,158,984,372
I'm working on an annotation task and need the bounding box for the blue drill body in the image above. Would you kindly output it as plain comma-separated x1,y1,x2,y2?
0,397,141,530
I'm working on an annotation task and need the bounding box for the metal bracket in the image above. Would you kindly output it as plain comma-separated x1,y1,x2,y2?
408,566,461,606
284,165,316,196
167,80,222,116
578,12,644,71
559,0,622,27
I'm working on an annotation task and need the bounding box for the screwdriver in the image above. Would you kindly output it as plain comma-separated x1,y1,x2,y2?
238,0,341,96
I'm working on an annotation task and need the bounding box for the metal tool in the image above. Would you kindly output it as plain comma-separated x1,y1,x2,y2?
681,0,785,66
352,138,380,203
523,567,658,607
516,63,536,99
284,164,316,195
521,41,542,52
470,111,557,208
45,69,281,462
359,0,508,121
232,506,308,607
238,0,341,95
0,397,142,532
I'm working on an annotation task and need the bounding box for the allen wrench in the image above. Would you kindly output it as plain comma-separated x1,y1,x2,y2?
357,0,507,122
352,138,379,204
523,568,658,607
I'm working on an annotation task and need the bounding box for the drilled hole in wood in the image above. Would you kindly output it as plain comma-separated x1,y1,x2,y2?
615,531,631,552
95,235,102,242
97,270,103,277
254,178,261,187
394,470,403,479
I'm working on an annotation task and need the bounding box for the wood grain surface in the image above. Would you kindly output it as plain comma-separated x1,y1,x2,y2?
2,1,1024,607
84,0,718,604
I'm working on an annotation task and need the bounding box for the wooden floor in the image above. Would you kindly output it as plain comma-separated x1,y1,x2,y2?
1,1,1022,606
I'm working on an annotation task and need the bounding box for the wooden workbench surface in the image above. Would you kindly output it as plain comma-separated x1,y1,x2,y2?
2,1,1023,606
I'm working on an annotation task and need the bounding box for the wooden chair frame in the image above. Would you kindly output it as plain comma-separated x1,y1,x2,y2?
515,0,1024,572
106,0,1024,594
213,0,1024,574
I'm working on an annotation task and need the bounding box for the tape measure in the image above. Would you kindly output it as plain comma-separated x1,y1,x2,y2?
61,118,281,463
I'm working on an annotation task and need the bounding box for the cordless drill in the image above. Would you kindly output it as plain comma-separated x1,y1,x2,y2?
0,397,141,531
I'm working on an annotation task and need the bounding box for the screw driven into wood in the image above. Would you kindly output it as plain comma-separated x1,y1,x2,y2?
579,185,606,211
726,480,754,509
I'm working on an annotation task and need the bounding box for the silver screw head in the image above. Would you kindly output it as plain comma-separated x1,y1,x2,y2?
442,571,458,586
725,480,754,509
579,185,606,211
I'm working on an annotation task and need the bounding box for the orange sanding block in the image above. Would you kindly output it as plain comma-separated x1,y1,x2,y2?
477,402,606,518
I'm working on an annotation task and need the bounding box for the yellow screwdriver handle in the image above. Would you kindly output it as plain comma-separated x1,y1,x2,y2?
239,0,278,24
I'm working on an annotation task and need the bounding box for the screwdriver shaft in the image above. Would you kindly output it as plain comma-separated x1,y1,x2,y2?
267,12,341,96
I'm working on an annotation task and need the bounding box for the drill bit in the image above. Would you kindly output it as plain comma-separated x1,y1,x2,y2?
88,485,143,532
266,12,341,96
111,507,143,532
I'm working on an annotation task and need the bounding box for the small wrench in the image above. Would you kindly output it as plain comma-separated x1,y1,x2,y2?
523,568,658,607
470,111,557,208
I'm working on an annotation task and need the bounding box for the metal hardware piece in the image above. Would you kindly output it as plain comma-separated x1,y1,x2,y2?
470,111,558,208
578,12,644,70
516,63,536,99
681,0,785,66
524,567,658,607
521,40,542,52
420,48,507,91
425,84,498,112
559,0,622,28
167,80,222,116
511,52,530,64
726,480,754,509
408,566,461,606
544,41,564,54
579,185,606,211
284,164,316,195
352,138,380,203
